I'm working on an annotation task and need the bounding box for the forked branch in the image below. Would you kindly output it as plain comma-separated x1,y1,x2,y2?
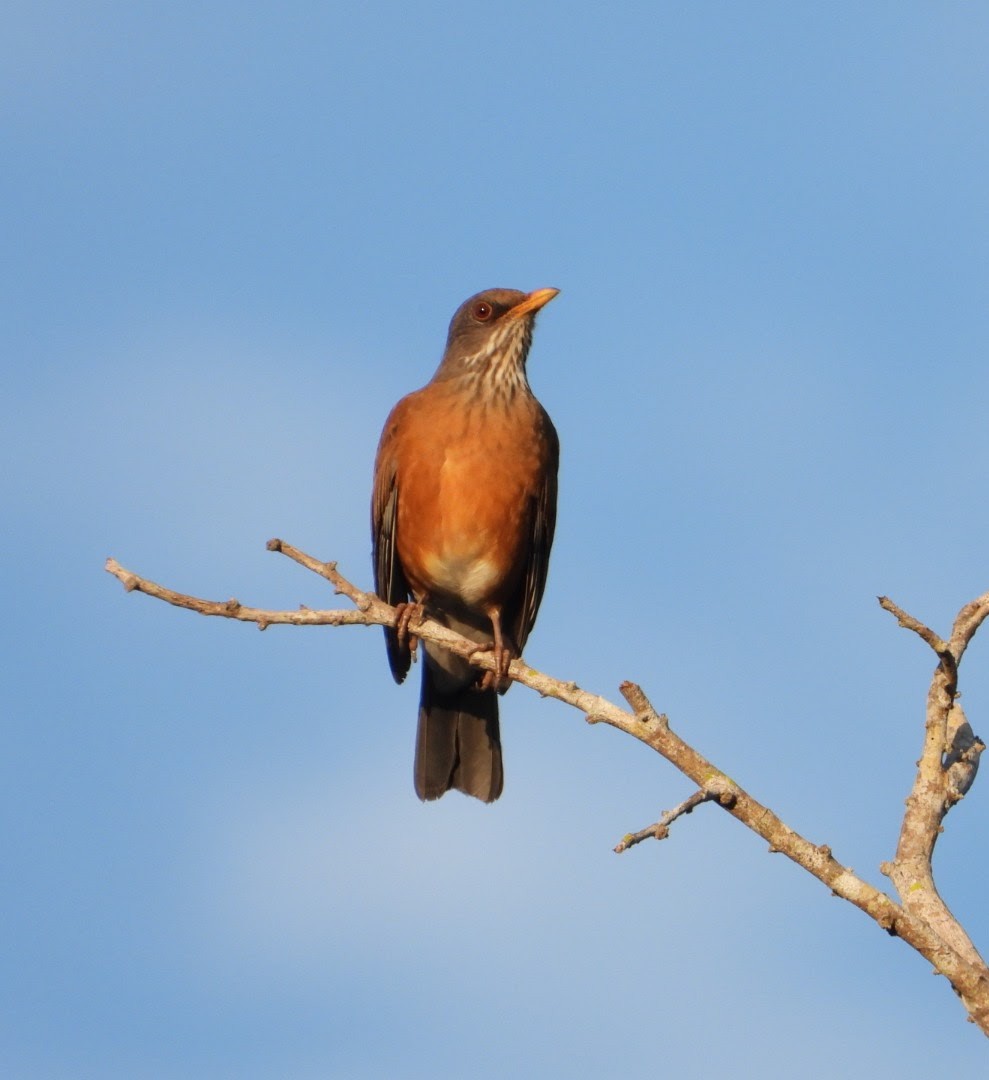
877,594,988,971
104,544,989,1032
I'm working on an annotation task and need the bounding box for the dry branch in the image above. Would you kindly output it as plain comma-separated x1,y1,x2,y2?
877,593,989,974
614,789,714,852
105,544,989,1033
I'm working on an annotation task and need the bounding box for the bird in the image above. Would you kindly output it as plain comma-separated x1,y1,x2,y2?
371,287,560,803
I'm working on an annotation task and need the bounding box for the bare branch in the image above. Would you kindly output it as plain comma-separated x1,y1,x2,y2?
948,591,989,662
105,552,623,724
104,546,989,1032
614,789,713,853
104,556,370,630
604,679,989,1024
877,595,948,655
881,595,989,979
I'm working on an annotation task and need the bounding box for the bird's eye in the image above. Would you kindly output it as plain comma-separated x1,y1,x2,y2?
473,301,493,321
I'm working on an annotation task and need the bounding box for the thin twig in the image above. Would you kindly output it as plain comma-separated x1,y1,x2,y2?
103,557,370,630
614,789,712,852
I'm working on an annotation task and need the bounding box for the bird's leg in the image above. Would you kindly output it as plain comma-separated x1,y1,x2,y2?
394,600,425,661
489,608,512,677
472,606,515,692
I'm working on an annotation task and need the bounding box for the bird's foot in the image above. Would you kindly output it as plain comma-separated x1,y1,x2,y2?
394,601,425,660
469,641,515,693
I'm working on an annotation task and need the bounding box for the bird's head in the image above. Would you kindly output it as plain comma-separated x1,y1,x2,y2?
435,287,559,395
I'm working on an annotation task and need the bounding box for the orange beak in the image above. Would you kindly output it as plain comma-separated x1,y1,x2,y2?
507,287,560,320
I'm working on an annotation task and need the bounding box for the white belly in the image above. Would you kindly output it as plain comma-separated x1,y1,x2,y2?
423,549,499,606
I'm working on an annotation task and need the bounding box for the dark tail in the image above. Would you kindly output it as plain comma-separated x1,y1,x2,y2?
414,666,503,803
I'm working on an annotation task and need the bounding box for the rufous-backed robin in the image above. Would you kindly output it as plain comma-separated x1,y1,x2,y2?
372,287,559,802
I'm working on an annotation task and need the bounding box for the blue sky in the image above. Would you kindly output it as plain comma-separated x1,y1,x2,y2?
4,3,989,1076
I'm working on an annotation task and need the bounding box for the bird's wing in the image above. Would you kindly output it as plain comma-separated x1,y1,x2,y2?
371,405,412,684
512,410,559,656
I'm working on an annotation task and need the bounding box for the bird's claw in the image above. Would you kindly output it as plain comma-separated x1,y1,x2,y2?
470,641,514,692
394,601,424,660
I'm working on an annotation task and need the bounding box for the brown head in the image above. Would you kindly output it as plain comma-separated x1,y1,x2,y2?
433,287,559,394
